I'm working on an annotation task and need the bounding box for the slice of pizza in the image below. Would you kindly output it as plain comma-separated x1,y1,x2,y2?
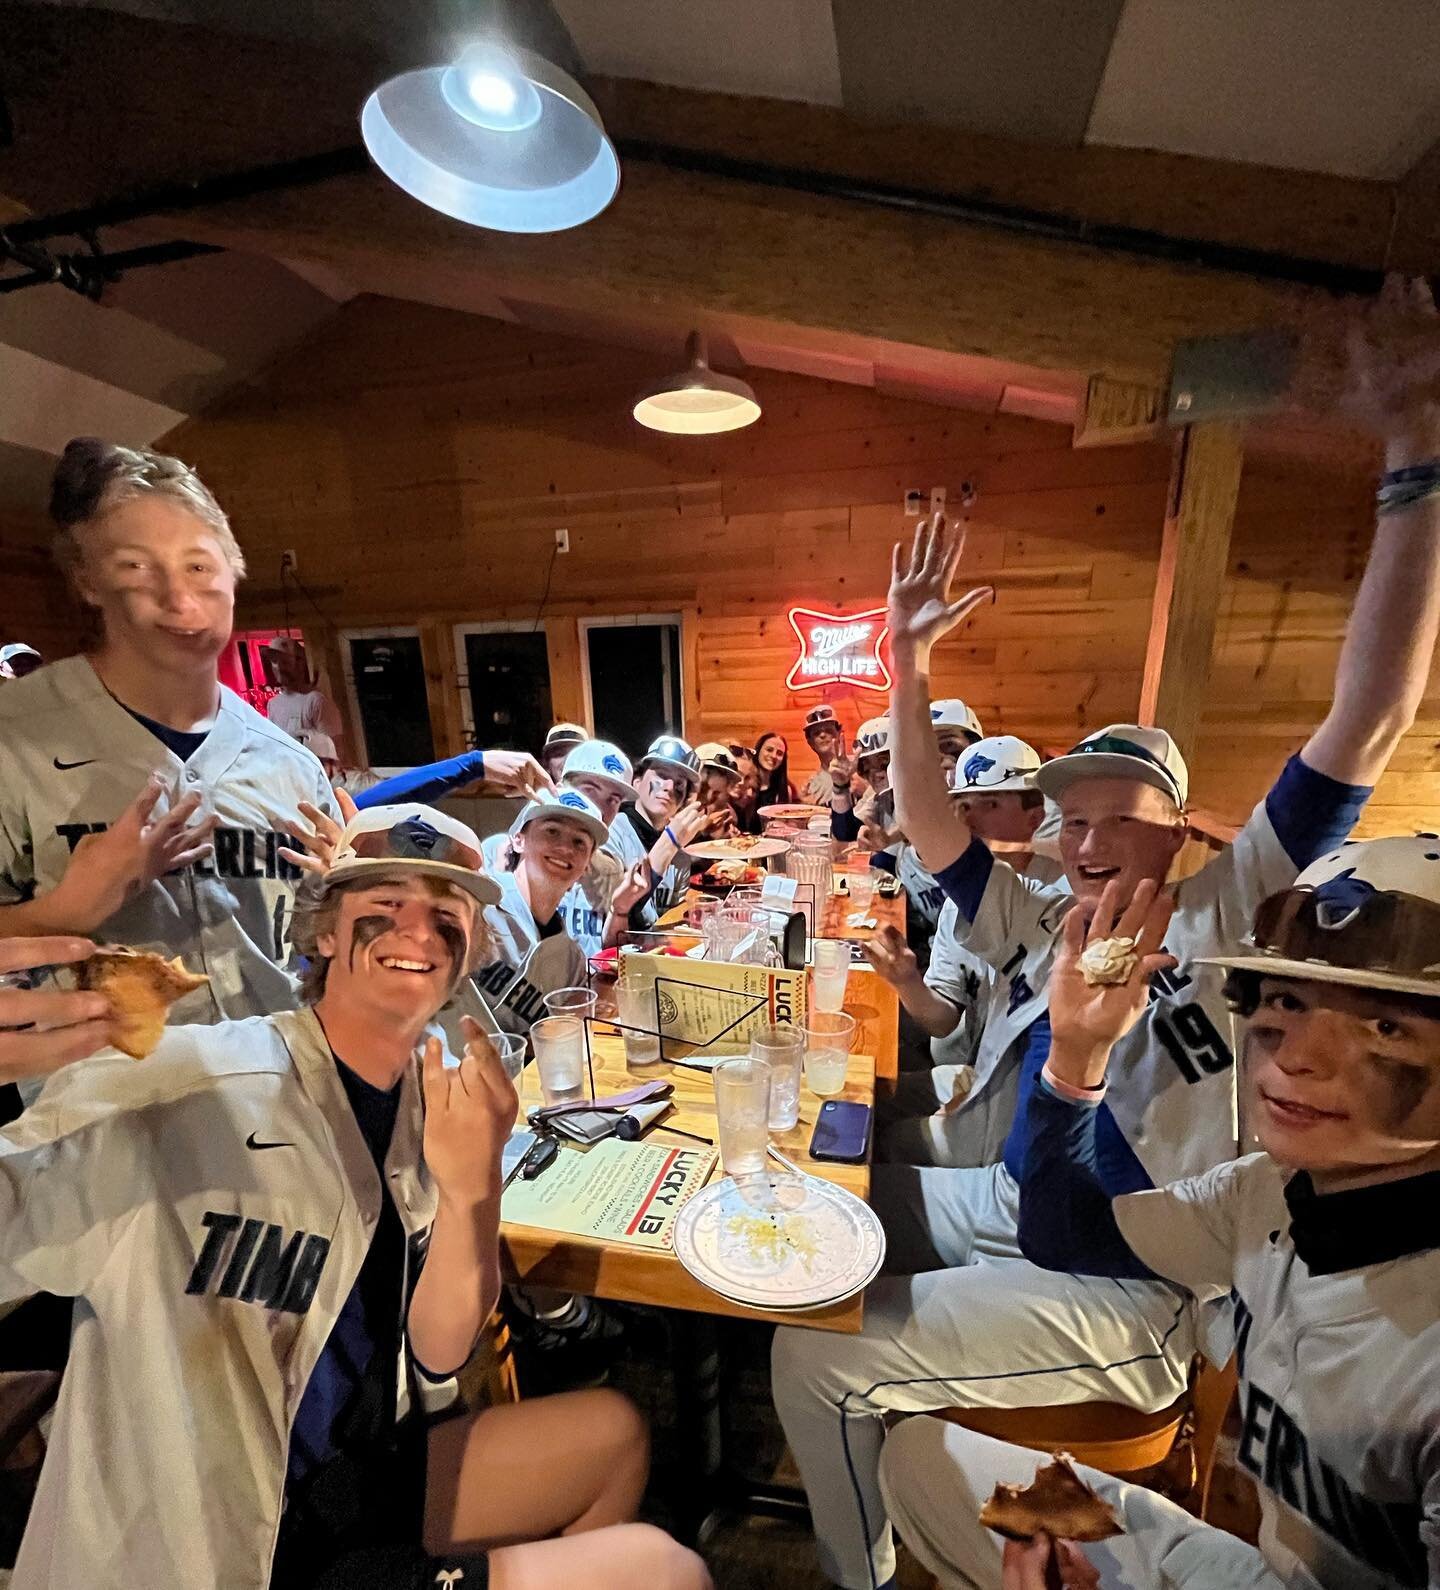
78,947,210,1059
979,1453,1125,1544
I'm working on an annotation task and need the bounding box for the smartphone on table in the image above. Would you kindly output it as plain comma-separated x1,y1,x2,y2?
809,1099,872,1164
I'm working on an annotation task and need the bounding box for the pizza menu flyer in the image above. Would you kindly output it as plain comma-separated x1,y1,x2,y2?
501,1138,720,1249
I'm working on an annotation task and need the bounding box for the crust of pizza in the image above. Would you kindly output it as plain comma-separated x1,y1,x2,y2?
78,947,210,1060
979,1453,1125,1544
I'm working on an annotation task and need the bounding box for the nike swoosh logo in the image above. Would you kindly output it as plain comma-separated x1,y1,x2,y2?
53,757,97,771
245,1132,293,1151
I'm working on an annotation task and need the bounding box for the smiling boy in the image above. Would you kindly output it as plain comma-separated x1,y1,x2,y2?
882,844,1440,1589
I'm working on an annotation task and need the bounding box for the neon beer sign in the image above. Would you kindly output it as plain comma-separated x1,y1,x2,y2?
785,606,891,693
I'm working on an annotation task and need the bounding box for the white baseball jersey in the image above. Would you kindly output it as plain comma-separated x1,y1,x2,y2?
605,807,689,929
480,830,619,962
940,787,1313,1185
0,657,338,1023
266,686,342,743
450,866,589,1041
1116,1154,1440,1589
799,768,833,807
0,1006,442,1590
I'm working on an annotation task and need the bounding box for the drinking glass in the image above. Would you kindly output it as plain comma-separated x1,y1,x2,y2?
615,962,663,1069
713,1056,772,1178
803,1010,855,1098
847,868,876,916
530,1015,589,1107
787,831,834,937
470,1029,527,1083
811,938,851,1014
751,1023,804,1132
544,986,597,1023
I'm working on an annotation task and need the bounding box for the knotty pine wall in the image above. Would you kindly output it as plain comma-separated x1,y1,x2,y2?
20,293,1435,837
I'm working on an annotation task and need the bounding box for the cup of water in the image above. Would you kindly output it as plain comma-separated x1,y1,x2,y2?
530,1015,589,1107
751,1022,803,1132
803,1010,856,1098
811,938,851,1014
615,972,663,1070
713,1055,772,1178
847,868,877,917
472,1029,527,1082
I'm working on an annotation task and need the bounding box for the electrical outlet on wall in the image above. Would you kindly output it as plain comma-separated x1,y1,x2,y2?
930,486,947,513
555,528,570,554
903,490,923,516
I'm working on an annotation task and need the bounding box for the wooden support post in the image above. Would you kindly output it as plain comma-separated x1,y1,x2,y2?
419,620,466,759
544,618,587,729
1138,422,1245,761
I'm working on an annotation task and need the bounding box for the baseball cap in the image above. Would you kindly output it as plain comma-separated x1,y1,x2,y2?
695,742,741,781
929,698,984,742
640,734,701,786
951,735,1041,795
803,704,841,737
266,634,304,656
514,787,610,848
1034,724,1188,808
854,717,891,762
0,643,41,666
326,804,501,908
296,729,338,762
1198,836,1440,999
561,739,634,803
543,721,589,752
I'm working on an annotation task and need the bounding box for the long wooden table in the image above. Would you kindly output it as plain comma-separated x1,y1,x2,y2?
500,1031,877,1333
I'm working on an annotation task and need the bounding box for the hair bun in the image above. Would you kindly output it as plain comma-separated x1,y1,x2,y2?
49,437,121,527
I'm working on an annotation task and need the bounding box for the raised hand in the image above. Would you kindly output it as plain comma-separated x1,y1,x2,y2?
888,513,995,664
44,776,218,932
610,860,652,917
828,752,857,792
279,788,359,876
669,800,720,849
1047,879,1176,1090
1296,273,1440,432
0,937,112,1081
481,750,556,799
858,819,901,853
421,1024,519,1208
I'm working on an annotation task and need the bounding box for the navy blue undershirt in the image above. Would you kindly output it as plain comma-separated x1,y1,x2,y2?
123,704,209,762
286,1062,403,1492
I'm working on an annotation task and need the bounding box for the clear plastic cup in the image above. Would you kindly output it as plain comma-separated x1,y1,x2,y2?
803,1010,855,1098
751,1022,804,1132
472,1029,527,1083
713,1055,772,1178
615,975,663,1069
811,938,851,1014
847,868,876,916
544,986,597,1022
530,1015,588,1107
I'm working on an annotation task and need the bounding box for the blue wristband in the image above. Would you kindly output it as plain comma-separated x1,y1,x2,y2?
664,824,679,846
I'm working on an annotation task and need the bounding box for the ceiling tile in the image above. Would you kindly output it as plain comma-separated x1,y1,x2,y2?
1087,0,1440,179
832,0,1125,143
555,0,842,105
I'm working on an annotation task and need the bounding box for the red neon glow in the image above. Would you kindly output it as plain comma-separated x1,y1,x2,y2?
785,606,891,694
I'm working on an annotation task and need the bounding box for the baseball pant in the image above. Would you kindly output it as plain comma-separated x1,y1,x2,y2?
877,1063,1018,1170
770,1164,1195,1590
879,1420,1275,1589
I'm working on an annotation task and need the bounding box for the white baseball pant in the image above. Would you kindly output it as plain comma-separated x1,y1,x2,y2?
877,1062,1018,1169
770,1164,1195,1589
879,1420,1276,1589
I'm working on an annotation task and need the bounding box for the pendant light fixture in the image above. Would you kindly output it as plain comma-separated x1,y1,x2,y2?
361,37,620,233
632,333,762,435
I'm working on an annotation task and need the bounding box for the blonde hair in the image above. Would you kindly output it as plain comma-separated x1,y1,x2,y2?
48,437,246,584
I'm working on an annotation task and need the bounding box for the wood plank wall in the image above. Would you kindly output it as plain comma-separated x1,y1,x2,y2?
10,295,1438,837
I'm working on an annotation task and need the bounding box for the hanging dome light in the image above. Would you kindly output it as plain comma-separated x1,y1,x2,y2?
361,40,620,234
633,333,762,435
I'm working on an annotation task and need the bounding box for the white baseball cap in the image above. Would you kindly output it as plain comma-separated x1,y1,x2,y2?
561,739,634,804
543,721,589,752
326,804,501,908
950,735,1041,795
695,742,741,781
514,787,610,848
1034,724,1188,808
0,643,41,667
1198,835,1440,999
929,698,983,742
854,717,891,762
295,729,338,762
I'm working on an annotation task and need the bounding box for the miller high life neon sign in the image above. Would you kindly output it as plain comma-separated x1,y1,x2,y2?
785,606,891,693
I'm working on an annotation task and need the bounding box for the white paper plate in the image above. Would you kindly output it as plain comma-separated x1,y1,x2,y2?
673,1173,885,1311
687,837,792,861
757,803,825,821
